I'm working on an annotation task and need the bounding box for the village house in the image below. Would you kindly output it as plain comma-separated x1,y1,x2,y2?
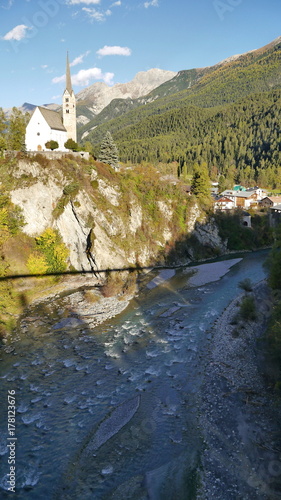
259,196,281,208
220,187,265,209
213,195,235,211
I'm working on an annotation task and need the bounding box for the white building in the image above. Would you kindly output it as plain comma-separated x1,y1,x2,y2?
25,54,77,152
214,195,235,211
25,106,68,152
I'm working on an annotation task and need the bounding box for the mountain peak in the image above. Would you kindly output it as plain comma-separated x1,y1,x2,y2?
76,68,176,117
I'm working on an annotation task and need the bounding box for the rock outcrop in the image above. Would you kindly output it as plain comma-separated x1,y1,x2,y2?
8,158,228,274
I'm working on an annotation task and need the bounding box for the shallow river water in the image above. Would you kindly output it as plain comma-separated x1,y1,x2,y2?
0,251,268,499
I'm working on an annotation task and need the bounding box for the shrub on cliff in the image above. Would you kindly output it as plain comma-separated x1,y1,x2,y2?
26,254,48,275
34,228,69,273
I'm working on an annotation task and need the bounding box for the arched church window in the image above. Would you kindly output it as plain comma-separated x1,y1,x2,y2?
65,98,69,103
66,110,69,114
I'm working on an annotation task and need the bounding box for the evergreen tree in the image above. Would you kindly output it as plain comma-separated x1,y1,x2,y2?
0,108,7,136
7,108,28,151
98,131,119,170
191,163,211,199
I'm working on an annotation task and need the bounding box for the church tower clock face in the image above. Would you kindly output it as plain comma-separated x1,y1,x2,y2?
62,53,77,143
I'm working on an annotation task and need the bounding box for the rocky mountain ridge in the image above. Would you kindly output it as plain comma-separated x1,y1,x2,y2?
76,68,176,122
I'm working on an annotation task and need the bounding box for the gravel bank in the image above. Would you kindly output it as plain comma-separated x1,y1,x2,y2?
17,274,134,335
198,281,281,499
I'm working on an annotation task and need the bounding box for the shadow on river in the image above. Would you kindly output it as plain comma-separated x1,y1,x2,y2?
0,250,276,499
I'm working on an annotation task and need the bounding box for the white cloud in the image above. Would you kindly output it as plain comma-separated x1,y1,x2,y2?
52,67,114,87
2,24,31,41
144,0,158,7
96,45,131,57
67,0,100,4
82,7,111,21
70,50,90,66
111,0,121,5
41,64,48,69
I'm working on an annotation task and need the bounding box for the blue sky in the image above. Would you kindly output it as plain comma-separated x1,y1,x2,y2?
0,0,280,108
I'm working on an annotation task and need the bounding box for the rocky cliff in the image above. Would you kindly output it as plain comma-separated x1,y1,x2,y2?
0,154,231,335
7,156,227,273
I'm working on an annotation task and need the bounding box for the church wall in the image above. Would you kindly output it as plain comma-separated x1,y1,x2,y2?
25,108,68,152
26,108,50,152
49,129,68,151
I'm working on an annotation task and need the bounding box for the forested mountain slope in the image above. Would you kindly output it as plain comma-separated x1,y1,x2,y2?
114,90,281,187
79,37,281,148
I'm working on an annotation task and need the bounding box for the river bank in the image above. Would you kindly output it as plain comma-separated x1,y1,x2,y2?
198,281,281,499
13,258,242,342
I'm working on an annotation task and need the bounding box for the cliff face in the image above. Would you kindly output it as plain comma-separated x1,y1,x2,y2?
8,156,227,274
0,154,232,335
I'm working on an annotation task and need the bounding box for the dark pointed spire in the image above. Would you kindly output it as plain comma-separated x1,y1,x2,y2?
65,52,73,94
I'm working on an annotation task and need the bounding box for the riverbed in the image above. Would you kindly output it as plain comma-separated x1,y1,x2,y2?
0,251,271,499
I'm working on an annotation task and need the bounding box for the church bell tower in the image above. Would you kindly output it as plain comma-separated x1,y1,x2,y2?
62,53,77,143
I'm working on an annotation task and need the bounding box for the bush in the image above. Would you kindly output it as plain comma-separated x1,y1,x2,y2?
100,271,135,298
65,139,79,152
45,140,59,151
63,182,79,196
266,243,281,291
34,228,69,273
26,254,48,275
239,296,257,321
238,278,253,292
100,271,125,298
266,299,281,362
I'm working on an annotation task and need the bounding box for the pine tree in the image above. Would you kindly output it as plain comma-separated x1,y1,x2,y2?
98,131,119,170
191,163,211,199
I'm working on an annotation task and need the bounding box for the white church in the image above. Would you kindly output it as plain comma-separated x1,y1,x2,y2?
25,54,77,152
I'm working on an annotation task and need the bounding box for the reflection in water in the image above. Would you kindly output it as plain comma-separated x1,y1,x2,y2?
0,251,268,499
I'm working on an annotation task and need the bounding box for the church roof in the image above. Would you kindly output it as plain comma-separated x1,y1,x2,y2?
38,106,67,132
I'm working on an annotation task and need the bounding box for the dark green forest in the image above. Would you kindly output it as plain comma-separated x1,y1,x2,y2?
80,40,281,188
92,90,281,187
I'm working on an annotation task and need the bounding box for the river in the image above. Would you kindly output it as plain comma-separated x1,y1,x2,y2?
0,251,268,499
